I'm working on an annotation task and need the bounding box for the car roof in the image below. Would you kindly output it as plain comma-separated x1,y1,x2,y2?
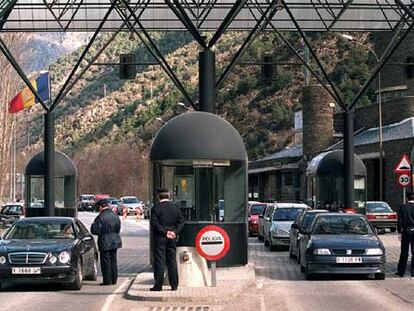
274,203,309,208
18,217,74,223
313,213,365,218
366,201,389,204
121,196,138,199
305,209,329,213
3,202,24,206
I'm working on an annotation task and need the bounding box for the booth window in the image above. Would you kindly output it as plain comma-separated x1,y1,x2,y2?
155,161,246,223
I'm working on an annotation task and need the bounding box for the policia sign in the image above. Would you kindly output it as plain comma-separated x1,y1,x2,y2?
195,225,230,287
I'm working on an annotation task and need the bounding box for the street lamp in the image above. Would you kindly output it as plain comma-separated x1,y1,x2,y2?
341,34,383,201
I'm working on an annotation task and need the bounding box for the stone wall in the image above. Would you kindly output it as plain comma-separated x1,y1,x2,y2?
302,85,334,158
334,97,414,133
354,137,414,211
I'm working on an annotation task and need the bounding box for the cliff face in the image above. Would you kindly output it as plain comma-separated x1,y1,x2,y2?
15,31,375,197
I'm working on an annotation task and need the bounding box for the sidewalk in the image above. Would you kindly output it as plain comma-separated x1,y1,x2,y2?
126,264,256,303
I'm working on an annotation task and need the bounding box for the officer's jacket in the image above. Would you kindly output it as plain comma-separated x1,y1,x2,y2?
397,202,414,233
151,201,184,238
91,208,122,252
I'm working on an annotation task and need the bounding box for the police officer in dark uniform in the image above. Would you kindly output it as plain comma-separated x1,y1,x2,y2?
396,192,414,277
91,199,122,285
150,188,184,291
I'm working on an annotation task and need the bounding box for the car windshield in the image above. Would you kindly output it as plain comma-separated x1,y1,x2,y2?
123,197,138,204
5,221,76,240
273,208,304,221
250,204,267,215
302,213,323,230
312,216,373,235
1,205,22,215
367,202,393,213
81,196,94,201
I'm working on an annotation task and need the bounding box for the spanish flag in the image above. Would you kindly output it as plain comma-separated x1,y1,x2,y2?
8,72,50,113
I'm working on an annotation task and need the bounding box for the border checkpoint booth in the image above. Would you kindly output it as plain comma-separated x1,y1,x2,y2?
149,111,248,277
25,151,77,218
306,150,367,214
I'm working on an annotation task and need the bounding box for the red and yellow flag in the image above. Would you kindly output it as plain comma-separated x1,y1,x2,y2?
8,72,50,113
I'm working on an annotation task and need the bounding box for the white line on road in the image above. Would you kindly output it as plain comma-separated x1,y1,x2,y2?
101,278,131,311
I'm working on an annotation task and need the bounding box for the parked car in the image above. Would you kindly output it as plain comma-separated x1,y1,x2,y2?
248,202,268,236
297,213,386,280
258,204,272,241
263,203,309,251
120,196,143,215
0,203,25,228
76,194,95,212
289,209,328,260
366,201,397,232
0,217,98,290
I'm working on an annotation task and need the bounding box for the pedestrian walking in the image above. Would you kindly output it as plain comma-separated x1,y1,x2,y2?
150,188,184,291
91,199,122,285
396,192,414,277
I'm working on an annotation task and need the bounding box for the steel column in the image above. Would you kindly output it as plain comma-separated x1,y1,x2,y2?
343,110,354,209
44,111,55,216
199,49,215,113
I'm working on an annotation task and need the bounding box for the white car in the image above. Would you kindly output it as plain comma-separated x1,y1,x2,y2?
263,203,310,251
120,196,143,215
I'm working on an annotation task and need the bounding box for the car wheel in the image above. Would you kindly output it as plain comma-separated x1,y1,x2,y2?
69,260,83,290
289,246,295,259
390,227,397,233
264,234,269,247
374,273,385,280
269,238,277,251
85,256,98,281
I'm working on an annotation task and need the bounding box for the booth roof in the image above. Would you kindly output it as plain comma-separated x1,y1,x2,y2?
150,112,247,162
25,151,77,176
306,150,366,177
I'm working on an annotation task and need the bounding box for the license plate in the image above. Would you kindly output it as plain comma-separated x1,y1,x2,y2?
376,216,387,219
336,257,362,264
12,267,41,274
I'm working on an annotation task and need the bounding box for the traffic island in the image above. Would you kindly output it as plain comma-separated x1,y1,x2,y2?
126,264,255,302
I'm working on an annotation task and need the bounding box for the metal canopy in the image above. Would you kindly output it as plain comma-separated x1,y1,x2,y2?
1,0,413,32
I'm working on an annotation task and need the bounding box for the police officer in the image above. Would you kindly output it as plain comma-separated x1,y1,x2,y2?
91,199,122,285
396,192,414,277
150,188,184,291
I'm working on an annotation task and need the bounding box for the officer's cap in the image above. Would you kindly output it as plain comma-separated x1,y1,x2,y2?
156,187,170,195
96,198,109,206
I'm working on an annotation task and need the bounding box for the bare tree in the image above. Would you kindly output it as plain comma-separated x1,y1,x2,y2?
0,34,26,202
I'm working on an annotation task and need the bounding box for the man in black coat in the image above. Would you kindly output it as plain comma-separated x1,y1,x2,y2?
150,188,184,291
91,199,122,285
396,192,414,277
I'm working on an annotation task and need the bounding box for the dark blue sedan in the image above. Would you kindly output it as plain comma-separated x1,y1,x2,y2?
298,213,386,280
0,217,98,290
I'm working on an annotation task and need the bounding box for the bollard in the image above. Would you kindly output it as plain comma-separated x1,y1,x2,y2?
122,206,127,220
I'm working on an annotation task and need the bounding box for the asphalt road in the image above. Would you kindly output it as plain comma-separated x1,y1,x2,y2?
2,216,414,311
0,212,150,311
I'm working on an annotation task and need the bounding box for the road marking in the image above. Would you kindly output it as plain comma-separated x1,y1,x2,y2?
101,278,130,311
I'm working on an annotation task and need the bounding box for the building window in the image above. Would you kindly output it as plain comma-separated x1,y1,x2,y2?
406,56,414,79
294,173,301,188
284,172,293,186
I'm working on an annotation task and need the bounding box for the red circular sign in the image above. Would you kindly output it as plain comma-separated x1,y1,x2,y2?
397,173,411,187
195,225,230,261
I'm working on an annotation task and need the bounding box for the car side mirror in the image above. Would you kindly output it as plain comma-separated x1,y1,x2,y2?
291,223,299,230
258,215,263,219
82,235,93,242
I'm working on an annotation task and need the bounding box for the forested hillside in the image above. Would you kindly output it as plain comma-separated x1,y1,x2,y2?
16,31,376,199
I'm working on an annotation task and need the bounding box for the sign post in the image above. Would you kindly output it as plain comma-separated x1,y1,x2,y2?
195,225,230,287
395,154,411,205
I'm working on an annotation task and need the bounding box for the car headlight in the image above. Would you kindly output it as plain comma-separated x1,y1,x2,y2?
0,256,6,264
313,248,331,255
366,248,384,255
59,251,71,264
49,255,57,264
